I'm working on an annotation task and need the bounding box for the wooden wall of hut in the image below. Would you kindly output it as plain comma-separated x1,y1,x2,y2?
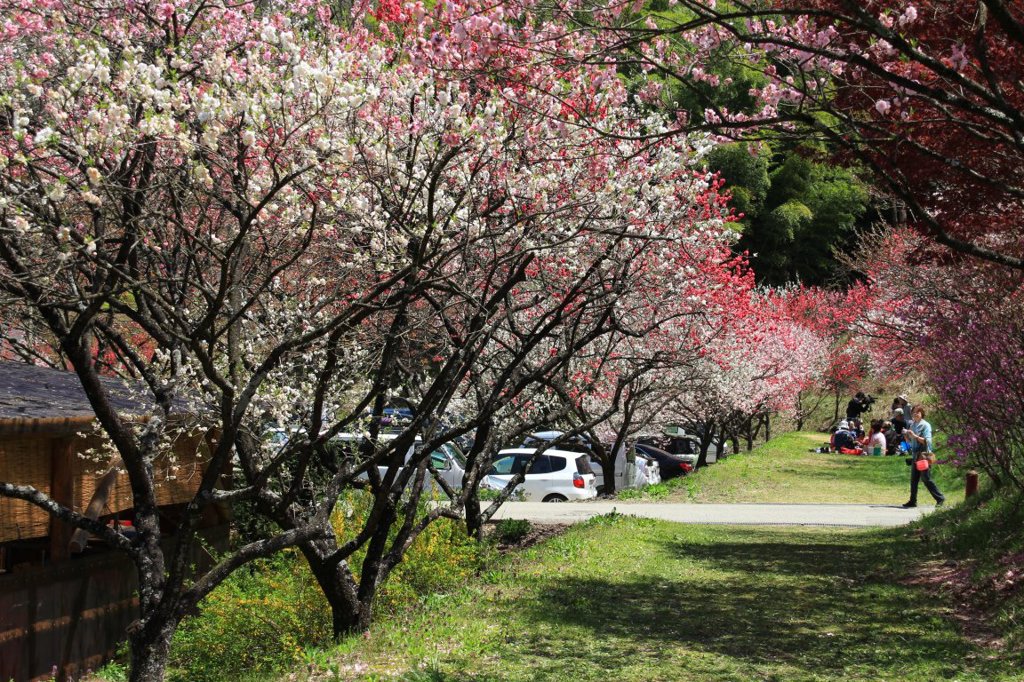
1,431,212,548
0,524,228,682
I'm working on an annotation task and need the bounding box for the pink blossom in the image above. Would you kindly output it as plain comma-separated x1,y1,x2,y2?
898,6,918,26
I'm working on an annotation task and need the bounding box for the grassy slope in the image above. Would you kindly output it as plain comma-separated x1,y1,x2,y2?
316,517,1020,681
643,431,966,504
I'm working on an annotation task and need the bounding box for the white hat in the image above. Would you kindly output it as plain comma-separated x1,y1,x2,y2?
898,394,908,402
838,421,850,430
894,408,904,415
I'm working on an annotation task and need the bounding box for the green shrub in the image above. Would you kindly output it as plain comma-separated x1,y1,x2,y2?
616,476,689,500
167,490,485,681
493,518,532,544
379,516,485,614
167,550,332,682
94,656,128,682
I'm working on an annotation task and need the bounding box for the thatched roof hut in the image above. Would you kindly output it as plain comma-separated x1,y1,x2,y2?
0,361,223,681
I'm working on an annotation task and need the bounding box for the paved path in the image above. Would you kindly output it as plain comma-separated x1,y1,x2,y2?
490,501,931,527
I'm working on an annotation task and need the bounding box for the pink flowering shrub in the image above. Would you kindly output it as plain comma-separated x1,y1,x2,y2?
925,301,1024,488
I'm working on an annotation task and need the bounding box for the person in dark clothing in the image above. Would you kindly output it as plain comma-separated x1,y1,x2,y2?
846,391,874,422
890,408,908,437
882,421,898,455
832,421,857,451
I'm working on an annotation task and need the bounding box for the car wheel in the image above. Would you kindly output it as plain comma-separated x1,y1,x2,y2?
542,494,567,503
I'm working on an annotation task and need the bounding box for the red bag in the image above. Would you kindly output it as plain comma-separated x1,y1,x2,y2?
915,458,930,471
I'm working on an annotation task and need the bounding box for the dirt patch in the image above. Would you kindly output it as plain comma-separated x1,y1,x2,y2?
486,522,571,554
901,550,1024,650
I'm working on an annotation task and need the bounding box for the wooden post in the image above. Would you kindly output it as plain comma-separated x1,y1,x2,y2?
965,470,979,498
49,439,76,563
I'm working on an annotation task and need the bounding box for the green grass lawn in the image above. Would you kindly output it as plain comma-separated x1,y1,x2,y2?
295,431,1004,681
310,516,1020,681
640,431,966,505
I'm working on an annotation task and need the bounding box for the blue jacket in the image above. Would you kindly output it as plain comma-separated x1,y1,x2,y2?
910,419,933,453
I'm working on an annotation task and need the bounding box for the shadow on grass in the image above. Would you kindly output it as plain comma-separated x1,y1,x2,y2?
449,528,1015,681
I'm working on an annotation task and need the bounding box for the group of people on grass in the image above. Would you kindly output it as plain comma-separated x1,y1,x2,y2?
830,393,908,456
828,392,945,508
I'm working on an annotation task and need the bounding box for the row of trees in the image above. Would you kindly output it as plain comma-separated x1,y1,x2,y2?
0,1,839,679
567,0,1022,483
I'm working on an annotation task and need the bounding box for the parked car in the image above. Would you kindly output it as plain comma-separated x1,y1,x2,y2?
482,448,597,502
519,431,657,493
659,425,730,462
333,432,467,498
634,442,694,480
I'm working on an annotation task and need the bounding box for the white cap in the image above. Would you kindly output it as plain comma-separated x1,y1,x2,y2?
894,408,904,415
838,421,850,430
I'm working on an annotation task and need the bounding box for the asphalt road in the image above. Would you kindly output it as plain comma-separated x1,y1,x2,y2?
489,501,930,527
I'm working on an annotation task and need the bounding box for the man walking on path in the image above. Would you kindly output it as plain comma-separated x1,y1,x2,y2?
902,406,945,508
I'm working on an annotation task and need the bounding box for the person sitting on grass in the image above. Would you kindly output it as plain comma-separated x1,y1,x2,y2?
890,408,908,437
865,419,887,456
882,421,898,455
831,421,863,455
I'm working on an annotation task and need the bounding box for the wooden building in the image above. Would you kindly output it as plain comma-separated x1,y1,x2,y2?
0,362,226,681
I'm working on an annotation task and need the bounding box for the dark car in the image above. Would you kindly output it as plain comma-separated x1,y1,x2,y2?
659,425,730,462
634,443,694,480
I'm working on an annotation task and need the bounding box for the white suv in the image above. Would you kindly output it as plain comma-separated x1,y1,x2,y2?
482,448,597,502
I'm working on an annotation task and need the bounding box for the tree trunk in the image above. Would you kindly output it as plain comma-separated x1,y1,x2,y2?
299,541,362,638
600,451,616,496
326,582,361,637
464,496,483,540
696,442,709,469
128,619,176,682
352,500,397,634
355,579,378,632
